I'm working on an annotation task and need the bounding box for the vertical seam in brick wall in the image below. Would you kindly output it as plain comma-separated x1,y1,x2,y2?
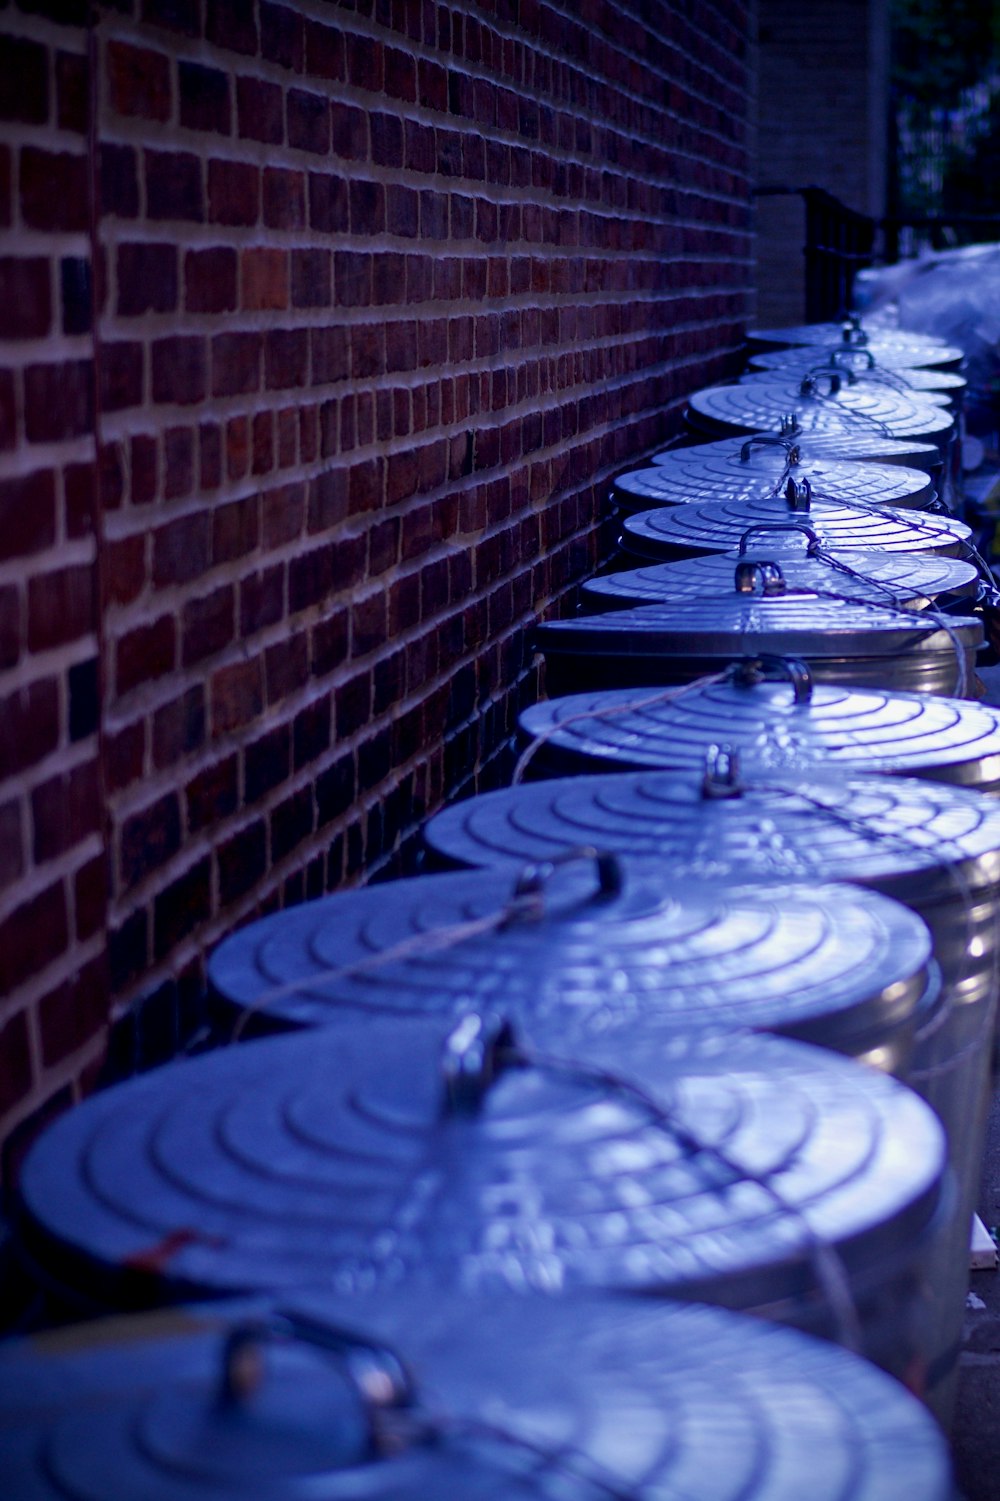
83,6,112,1040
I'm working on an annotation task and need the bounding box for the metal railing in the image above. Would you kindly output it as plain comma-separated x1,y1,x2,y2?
754,185,878,322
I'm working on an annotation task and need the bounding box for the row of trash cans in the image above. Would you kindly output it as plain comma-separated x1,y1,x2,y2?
1,312,993,1497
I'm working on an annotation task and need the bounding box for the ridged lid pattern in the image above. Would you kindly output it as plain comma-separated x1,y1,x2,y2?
581,548,979,609
0,1291,953,1500
687,381,954,442
613,450,933,510
206,859,932,1049
16,1018,944,1308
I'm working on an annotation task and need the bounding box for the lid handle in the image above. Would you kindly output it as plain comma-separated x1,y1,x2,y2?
738,521,820,555
784,475,812,512
702,744,742,798
734,559,787,595
220,1313,414,1455
740,430,802,464
511,845,624,909
800,371,841,398
729,654,814,703
840,319,869,347
829,346,875,371
442,1012,517,1115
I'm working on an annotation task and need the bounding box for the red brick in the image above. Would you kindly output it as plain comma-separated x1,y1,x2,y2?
21,147,88,232
226,414,249,480
236,75,283,143
263,166,305,228
153,857,210,961
200,422,222,489
265,633,308,701
208,158,259,226
0,145,9,228
242,247,288,310
24,361,92,443
217,821,266,905
115,615,176,696
0,36,49,124
117,241,178,314
152,509,210,586
186,756,238,832
265,328,308,389
178,59,231,134
240,565,284,634
152,336,206,404
291,248,330,308
185,246,237,312
0,797,23,893
105,719,144,793
0,1009,32,1117
211,656,264,735
39,956,108,1068
308,171,349,232
334,251,371,306
331,101,366,158
100,142,139,218
213,494,259,562
28,564,94,652
145,148,203,221
108,40,171,120
164,425,195,500
305,19,345,82
252,410,274,474
310,324,349,383
262,480,305,546
75,853,107,942
370,112,403,168
0,258,51,339
212,331,261,396
0,881,67,992
56,49,89,134
182,584,235,667
31,760,101,863
99,342,143,413
346,32,383,91
106,534,145,606
262,2,304,69
0,470,56,560
152,686,206,767
288,87,329,153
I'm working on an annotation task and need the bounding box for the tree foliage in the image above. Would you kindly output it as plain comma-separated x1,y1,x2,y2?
893,0,1000,113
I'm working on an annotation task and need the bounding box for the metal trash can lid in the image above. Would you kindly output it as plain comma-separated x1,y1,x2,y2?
613,449,934,512
651,431,942,468
686,380,955,443
0,1289,953,1500
206,855,933,1054
581,547,979,610
746,346,968,393
517,668,1000,790
423,764,1000,907
535,591,981,666
745,324,965,367
15,1015,945,1309
621,495,971,560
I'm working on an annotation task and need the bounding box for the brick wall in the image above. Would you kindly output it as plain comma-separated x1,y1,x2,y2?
0,0,754,1153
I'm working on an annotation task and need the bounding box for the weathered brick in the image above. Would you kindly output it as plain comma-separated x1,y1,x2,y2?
31,761,100,863
61,257,92,335
236,75,283,143
101,142,139,217
117,241,178,314
288,87,329,153
0,258,51,339
242,247,288,310
0,881,67,993
108,40,171,120
217,821,266,904
28,564,94,652
291,247,330,307
212,331,261,396
152,509,210,586
39,956,108,1067
0,37,48,124
240,565,284,634
265,328,308,389
152,686,206,767
0,470,57,560
178,60,231,134
306,20,345,83
69,657,100,743
208,159,259,225
271,786,313,863
24,361,93,443
153,857,210,960
263,166,305,229
115,615,175,696
145,148,203,221
164,426,195,499
308,172,349,233
262,2,304,69
186,755,238,832
182,584,234,667
21,147,88,232
152,336,206,405
185,245,237,312
56,50,89,133
211,656,264,735
245,723,290,802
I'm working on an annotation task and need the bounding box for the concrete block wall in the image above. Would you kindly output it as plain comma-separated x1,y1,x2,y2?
0,0,754,1153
